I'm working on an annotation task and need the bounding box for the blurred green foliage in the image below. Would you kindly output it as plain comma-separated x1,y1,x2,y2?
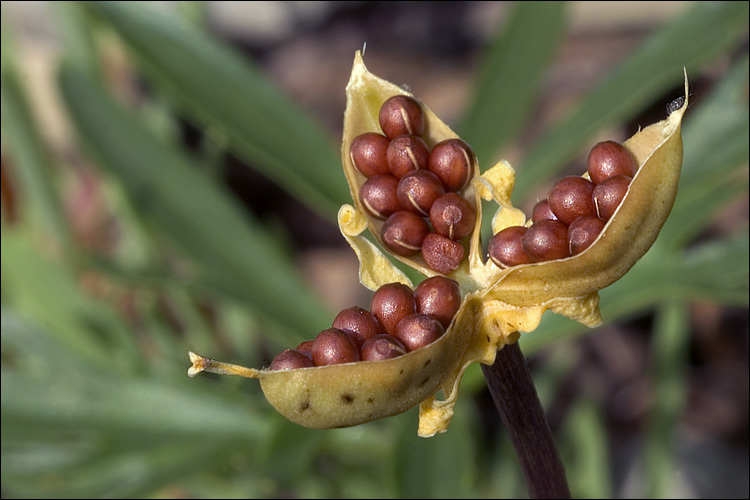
1,1,747,498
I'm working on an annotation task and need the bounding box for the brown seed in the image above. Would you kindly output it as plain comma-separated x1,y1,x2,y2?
415,276,461,329
359,175,402,219
332,306,383,347
421,232,465,275
532,199,558,223
379,95,425,140
428,139,473,192
593,174,631,221
521,219,570,262
370,282,416,337
295,340,314,358
381,211,430,257
397,169,445,216
350,133,390,178
488,226,532,268
568,216,606,255
360,334,407,361
386,135,430,179
394,313,445,352
311,328,360,366
587,140,637,184
430,193,476,240
547,176,597,225
270,349,315,370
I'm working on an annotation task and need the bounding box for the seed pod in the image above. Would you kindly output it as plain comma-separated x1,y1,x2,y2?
189,53,688,438
339,52,483,280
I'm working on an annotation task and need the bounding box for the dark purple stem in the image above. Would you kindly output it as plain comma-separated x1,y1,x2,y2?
481,342,571,499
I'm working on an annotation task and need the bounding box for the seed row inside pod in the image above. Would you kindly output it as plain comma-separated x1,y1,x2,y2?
488,141,637,269
268,277,462,370
351,95,477,275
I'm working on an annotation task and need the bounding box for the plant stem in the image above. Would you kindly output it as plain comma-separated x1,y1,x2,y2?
481,341,571,499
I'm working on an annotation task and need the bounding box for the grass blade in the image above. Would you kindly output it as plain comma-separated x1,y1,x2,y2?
88,0,348,219
460,1,567,164
58,64,332,340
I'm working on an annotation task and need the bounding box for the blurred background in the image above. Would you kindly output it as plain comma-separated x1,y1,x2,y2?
1,1,747,498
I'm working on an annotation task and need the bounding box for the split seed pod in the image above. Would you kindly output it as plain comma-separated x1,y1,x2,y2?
188,52,688,438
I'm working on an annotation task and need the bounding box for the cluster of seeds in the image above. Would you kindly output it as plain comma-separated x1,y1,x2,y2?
269,277,461,370
350,95,477,275
488,141,637,268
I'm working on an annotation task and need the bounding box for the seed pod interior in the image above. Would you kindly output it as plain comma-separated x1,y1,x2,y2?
341,52,483,285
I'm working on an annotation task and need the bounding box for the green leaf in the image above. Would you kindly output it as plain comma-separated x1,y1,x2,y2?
57,63,332,340
88,0,348,219
460,1,567,164
644,301,690,498
513,0,749,200
0,47,72,253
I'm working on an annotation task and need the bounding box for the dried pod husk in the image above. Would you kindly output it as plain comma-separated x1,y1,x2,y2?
188,55,687,438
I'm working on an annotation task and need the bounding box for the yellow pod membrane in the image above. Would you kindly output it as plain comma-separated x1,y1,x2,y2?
188,54,687,437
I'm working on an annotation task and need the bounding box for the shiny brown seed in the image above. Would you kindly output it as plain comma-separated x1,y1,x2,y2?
587,140,637,184
568,216,606,255
593,174,631,221
421,232,465,275
332,306,383,347
381,211,430,257
430,193,476,240
270,349,315,370
360,334,407,361
397,170,445,216
359,174,402,219
379,95,425,140
386,134,430,179
548,176,597,225
295,340,314,358
428,139,473,192
488,226,532,268
415,276,461,329
521,219,570,262
394,313,445,352
370,282,416,337
350,132,390,178
531,199,558,223
311,328,360,366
